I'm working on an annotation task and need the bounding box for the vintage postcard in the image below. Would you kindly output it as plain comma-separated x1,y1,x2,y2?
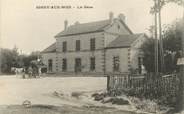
0,0,184,114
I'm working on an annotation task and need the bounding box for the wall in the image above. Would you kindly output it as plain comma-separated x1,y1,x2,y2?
56,50,104,74
105,19,131,35
104,32,118,47
104,19,131,47
42,53,57,73
54,32,105,74
105,48,129,73
56,32,104,52
129,35,147,71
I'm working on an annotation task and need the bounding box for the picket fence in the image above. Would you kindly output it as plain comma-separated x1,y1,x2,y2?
107,73,180,99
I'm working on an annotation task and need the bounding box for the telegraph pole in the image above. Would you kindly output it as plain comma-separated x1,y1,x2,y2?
182,5,184,111
158,0,164,74
154,0,165,76
154,0,159,76
153,0,184,111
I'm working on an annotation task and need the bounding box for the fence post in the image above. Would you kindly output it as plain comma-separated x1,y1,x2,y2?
107,75,110,91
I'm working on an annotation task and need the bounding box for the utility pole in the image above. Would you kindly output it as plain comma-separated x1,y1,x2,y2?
154,0,165,76
154,0,159,76
158,0,164,74
153,0,184,111
182,5,184,111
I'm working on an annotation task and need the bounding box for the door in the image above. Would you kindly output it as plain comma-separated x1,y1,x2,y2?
48,59,53,72
75,58,81,73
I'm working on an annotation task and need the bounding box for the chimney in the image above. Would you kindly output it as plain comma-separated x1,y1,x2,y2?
109,12,114,24
64,20,68,30
118,13,126,22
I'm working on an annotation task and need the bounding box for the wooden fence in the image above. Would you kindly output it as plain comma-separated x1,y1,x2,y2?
107,73,180,99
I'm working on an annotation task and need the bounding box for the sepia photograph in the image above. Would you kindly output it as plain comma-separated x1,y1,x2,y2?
0,0,184,113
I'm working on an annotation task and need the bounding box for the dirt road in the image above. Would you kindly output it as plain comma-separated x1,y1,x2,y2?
0,75,144,114
0,105,144,114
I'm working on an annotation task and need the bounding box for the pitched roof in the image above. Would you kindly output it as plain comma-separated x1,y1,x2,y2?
42,43,56,53
106,34,143,49
55,20,110,37
119,19,133,34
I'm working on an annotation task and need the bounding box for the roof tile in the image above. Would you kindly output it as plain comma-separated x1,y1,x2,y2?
106,34,143,48
42,43,56,53
55,20,110,37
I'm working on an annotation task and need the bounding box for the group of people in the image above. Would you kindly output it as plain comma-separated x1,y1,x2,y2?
27,66,41,78
25,66,42,78
12,66,42,79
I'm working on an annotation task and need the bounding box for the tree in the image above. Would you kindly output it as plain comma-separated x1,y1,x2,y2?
0,47,41,74
163,20,183,72
150,0,183,13
0,48,19,73
149,0,183,74
141,19,183,74
141,38,155,73
22,54,38,69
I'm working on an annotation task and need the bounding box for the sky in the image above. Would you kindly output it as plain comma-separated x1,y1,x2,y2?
1,0,183,54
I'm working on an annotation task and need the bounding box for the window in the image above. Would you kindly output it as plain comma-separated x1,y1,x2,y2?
113,56,120,72
138,57,142,74
90,38,95,51
62,58,67,71
76,40,80,51
75,58,81,72
90,57,95,71
62,41,67,52
48,59,53,72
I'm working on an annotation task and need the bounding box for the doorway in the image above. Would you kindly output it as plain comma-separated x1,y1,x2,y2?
75,58,81,73
48,59,53,72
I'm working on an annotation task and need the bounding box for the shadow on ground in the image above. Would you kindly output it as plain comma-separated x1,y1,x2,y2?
0,105,146,114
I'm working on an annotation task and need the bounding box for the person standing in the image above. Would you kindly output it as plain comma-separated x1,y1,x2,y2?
22,67,26,79
38,67,42,77
28,66,33,78
32,67,37,78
